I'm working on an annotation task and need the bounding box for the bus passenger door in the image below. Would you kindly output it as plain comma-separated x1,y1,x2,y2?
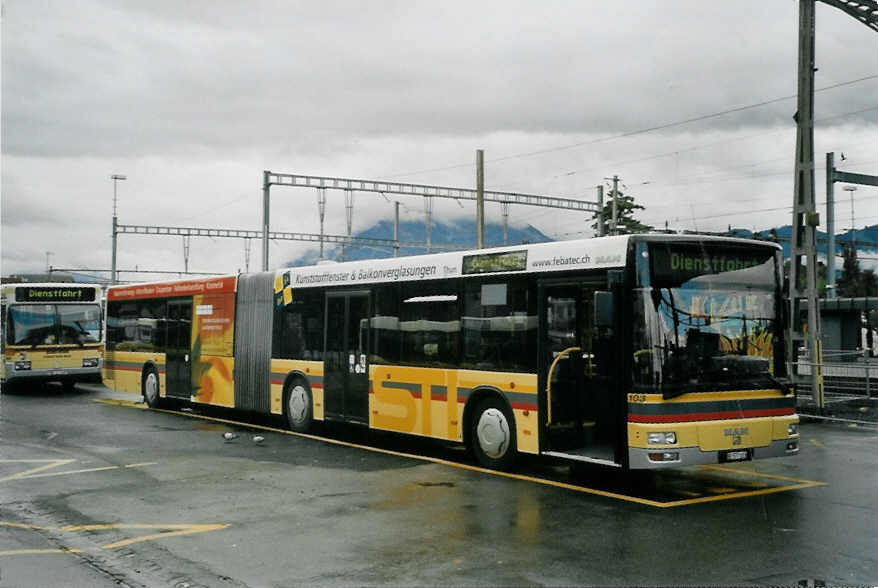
540,285,584,450
324,292,370,424
539,280,619,466
166,299,192,399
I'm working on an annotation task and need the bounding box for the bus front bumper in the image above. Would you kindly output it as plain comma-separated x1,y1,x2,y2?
3,363,102,385
628,438,800,469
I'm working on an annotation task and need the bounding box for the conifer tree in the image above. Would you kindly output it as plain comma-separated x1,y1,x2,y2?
590,190,652,235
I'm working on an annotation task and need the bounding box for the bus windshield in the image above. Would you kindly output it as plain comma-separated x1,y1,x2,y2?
7,303,101,346
633,242,782,397
58,304,102,344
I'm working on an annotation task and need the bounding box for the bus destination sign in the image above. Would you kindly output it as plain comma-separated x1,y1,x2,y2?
15,286,97,303
650,244,775,288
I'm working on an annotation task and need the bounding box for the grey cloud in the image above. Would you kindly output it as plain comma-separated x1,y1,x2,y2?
5,1,876,160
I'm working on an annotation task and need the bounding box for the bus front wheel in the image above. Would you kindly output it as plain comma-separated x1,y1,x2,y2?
285,378,313,433
469,396,517,471
142,367,162,409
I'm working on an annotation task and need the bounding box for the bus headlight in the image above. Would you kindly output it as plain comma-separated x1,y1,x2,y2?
14,361,31,371
82,358,99,368
647,432,677,445
787,423,798,436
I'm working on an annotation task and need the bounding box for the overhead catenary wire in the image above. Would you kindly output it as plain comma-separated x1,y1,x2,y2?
379,74,878,180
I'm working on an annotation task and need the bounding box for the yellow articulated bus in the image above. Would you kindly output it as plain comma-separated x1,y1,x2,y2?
1,283,104,391
102,234,799,470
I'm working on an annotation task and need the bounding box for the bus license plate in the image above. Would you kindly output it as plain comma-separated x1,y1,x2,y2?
725,450,749,462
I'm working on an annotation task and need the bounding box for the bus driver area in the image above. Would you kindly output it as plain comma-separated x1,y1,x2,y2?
97,395,825,509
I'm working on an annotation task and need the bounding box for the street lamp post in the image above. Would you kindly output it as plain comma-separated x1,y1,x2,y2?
111,174,127,284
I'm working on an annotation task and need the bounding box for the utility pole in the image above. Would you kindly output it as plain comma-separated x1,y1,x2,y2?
609,175,620,235
424,196,433,253
476,149,485,249
244,238,252,273
827,150,878,297
393,201,400,258
501,202,510,246
317,188,327,260
182,236,191,273
596,185,605,237
789,0,823,407
262,170,270,271
110,174,126,284
342,189,354,262
826,153,837,297
785,0,878,408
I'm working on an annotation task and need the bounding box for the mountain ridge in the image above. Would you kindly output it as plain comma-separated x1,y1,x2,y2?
284,219,878,268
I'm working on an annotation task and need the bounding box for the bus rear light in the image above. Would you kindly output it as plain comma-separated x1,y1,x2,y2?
14,361,31,371
787,423,798,436
647,432,677,445
648,451,679,462
82,358,99,368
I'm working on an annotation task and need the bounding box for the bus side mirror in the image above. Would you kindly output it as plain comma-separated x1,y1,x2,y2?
594,291,614,328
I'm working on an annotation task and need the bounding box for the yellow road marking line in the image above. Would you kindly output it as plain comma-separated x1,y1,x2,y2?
810,439,825,448
19,463,156,480
95,397,147,409
0,459,156,482
99,524,228,549
0,522,42,530
658,482,823,507
0,549,83,556
96,397,826,509
0,522,227,556
0,460,75,483
700,464,825,486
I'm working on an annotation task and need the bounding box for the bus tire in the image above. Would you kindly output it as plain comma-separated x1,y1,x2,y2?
62,380,76,393
284,377,313,433
469,395,517,471
142,366,162,409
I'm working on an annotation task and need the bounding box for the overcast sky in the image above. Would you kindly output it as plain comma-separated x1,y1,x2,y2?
3,0,877,280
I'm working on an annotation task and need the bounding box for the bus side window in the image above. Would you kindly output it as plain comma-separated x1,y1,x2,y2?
371,284,400,364
399,281,458,368
464,278,536,372
273,289,323,361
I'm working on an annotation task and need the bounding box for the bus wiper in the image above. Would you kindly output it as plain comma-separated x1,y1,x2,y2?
767,374,792,395
662,384,692,400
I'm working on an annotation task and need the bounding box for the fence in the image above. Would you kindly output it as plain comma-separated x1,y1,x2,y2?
792,349,877,423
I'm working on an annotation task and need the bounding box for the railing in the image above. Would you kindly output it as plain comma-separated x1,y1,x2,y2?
792,352,875,399
791,350,877,424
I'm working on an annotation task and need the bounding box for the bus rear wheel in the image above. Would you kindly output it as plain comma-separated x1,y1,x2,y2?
285,378,313,433
469,396,517,471
142,367,162,409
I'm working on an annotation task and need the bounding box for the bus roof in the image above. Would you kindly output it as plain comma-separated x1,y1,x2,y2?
102,233,782,296
278,233,780,289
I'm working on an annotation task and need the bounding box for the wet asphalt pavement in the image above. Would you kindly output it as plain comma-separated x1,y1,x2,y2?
1,383,877,587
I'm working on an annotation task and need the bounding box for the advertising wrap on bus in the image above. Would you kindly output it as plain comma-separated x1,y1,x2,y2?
107,276,236,301
277,237,631,292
